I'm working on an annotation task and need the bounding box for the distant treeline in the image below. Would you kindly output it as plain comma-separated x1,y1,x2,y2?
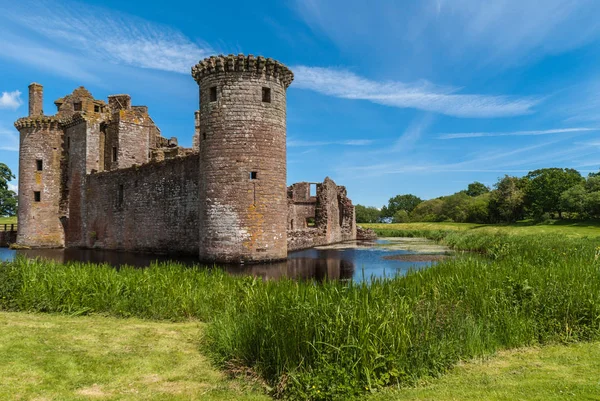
356,168,600,224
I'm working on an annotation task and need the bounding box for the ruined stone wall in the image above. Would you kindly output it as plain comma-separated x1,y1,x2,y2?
193,55,293,263
287,182,317,230
287,178,356,251
85,154,199,254
15,118,65,247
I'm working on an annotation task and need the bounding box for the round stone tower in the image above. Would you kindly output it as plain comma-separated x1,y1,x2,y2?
192,54,294,263
15,83,65,247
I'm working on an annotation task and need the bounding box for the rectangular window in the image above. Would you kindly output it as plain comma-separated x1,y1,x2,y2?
118,184,124,207
74,102,82,111
94,105,100,112
250,171,258,180
112,146,118,162
210,86,217,102
262,87,271,103
36,159,43,171
34,191,41,202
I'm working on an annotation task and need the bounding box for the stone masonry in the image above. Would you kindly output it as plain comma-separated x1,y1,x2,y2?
14,54,357,263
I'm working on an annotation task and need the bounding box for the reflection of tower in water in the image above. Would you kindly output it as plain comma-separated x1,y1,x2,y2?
226,250,355,281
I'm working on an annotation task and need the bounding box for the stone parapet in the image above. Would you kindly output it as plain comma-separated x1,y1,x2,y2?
14,116,61,130
192,54,294,89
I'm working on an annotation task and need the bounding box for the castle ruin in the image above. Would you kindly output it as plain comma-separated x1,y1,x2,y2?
14,54,356,263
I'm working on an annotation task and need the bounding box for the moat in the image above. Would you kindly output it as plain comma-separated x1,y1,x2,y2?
0,238,451,282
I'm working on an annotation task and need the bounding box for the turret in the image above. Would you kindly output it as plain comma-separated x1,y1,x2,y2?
192,54,294,263
14,113,65,248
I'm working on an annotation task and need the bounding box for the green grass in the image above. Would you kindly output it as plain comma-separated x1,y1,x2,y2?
371,343,600,400
0,216,17,226
2,230,600,399
0,311,269,401
362,220,600,238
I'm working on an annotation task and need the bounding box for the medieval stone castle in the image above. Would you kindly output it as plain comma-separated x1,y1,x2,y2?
14,54,357,263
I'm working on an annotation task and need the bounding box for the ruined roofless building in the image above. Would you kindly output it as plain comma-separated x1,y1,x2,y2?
14,54,356,264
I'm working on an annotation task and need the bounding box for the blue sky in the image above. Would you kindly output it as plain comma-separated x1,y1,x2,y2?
1,0,600,207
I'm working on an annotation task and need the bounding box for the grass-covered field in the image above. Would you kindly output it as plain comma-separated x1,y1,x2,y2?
0,216,17,226
1,224,600,399
362,219,600,237
2,312,598,401
0,311,269,400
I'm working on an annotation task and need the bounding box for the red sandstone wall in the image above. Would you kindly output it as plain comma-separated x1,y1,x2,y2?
195,56,290,263
85,155,199,254
16,119,65,248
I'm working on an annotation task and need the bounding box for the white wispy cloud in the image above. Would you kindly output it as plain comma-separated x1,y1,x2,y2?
294,0,600,69
0,128,19,151
438,127,596,139
293,66,539,118
0,90,23,110
393,114,434,151
3,0,213,74
288,139,373,147
7,183,17,193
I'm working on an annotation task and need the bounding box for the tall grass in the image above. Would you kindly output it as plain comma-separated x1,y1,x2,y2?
1,232,600,400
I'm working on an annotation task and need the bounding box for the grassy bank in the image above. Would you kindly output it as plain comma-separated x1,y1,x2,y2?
1,229,600,399
363,220,600,238
0,311,268,400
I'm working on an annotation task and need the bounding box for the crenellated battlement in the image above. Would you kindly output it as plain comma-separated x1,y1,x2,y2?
14,116,62,130
191,54,294,88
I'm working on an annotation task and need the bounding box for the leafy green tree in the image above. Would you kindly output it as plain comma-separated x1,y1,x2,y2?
355,204,381,223
392,209,410,223
560,185,587,217
585,191,600,218
466,182,490,197
440,192,471,222
585,176,600,193
524,168,584,218
466,193,491,223
0,163,17,217
382,194,423,217
410,198,445,222
488,175,526,223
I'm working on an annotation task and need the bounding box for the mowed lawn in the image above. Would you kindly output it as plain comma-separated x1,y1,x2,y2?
1,311,600,401
363,220,600,237
0,312,269,401
0,216,17,226
371,343,600,401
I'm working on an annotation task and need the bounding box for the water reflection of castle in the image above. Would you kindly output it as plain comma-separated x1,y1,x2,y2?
13,249,355,281
228,251,355,281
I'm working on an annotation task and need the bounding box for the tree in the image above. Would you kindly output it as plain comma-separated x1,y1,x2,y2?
466,193,491,223
392,209,410,223
466,181,490,197
382,194,423,217
488,175,526,223
440,192,471,222
560,185,587,217
524,168,584,218
355,204,381,223
410,198,445,222
0,163,17,217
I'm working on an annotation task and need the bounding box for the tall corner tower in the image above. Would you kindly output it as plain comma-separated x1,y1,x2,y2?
192,54,294,263
15,83,65,248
